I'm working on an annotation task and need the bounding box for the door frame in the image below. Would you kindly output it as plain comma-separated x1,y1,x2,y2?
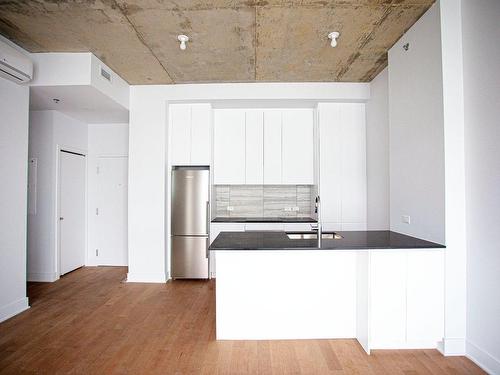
55,144,88,278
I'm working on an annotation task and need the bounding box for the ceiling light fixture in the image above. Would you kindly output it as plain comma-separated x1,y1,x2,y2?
178,34,189,50
328,31,340,48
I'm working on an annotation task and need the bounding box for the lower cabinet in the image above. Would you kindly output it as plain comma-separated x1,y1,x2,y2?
366,249,444,350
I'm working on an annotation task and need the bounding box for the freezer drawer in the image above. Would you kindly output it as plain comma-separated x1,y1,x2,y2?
172,236,209,279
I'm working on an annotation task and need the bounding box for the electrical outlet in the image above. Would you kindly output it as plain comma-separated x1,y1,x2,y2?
402,215,411,224
226,206,234,212
284,207,292,212
292,206,300,212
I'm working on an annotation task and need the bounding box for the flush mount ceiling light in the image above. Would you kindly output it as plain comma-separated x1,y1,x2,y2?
178,34,189,50
328,31,340,48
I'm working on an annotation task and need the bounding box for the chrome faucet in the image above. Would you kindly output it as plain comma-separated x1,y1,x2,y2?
313,196,322,247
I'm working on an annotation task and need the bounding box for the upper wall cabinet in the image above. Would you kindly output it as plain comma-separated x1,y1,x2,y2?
263,110,282,184
245,110,264,184
214,108,315,185
318,103,366,230
169,103,211,166
282,109,314,184
214,110,246,184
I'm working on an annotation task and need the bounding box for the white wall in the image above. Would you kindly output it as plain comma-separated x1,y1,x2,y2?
389,1,468,356
28,110,87,281
87,123,129,266
366,68,389,230
128,82,370,282
462,1,500,373
0,77,30,322
388,3,445,244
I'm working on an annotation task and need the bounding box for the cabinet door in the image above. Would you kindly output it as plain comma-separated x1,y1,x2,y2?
319,103,342,224
369,251,407,348
318,103,366,228
214,110,246,184
191,104,212,165
340,104,366,225
170,104,191,165
245,111,264,184
281,109,314,184
263,110,282,184
406,250,444,347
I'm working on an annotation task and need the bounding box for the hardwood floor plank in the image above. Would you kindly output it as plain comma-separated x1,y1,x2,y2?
0,267,485,375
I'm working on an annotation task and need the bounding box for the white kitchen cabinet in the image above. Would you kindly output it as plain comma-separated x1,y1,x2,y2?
263,110,282,184
214,110,246,184
214,108,314,185
369,251,407,348
319,104,341,225
170,104,191,165
281,109,314,184
318,103,366,229
169,103,211,166
191,104,212,165
406,250,444,346
341,104,366,225
368,249,444,349
245,111,264,184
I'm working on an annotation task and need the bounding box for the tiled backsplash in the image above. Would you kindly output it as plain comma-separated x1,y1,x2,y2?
214,185,314,218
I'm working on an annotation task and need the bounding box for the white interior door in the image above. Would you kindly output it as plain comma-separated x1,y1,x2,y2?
59,151,86,275
96,157,128,266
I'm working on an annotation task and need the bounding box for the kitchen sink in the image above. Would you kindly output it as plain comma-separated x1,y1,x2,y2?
286,232,343,240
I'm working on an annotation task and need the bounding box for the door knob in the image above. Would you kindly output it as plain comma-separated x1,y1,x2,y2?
59,217,64,221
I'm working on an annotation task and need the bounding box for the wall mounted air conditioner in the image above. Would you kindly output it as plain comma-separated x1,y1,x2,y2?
0,39,33,84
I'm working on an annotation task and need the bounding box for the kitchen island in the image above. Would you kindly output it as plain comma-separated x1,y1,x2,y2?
210,230,445,353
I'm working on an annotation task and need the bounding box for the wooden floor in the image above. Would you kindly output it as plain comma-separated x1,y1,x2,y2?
0,267,485,375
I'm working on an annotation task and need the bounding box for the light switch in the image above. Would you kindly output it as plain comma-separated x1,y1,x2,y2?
402,215,411,224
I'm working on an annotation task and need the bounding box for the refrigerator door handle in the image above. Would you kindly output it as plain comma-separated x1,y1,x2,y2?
206,200,210,258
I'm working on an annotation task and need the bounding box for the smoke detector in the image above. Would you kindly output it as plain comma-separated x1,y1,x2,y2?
328,32,340,48
178,34,189,50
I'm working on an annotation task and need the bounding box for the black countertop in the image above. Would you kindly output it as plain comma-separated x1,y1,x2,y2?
211,217,317,223
209,230,445,251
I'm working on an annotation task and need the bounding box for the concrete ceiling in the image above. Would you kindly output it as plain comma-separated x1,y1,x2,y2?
0,0,434,85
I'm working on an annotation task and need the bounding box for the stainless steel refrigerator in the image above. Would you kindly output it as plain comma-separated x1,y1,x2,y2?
171,166,210,279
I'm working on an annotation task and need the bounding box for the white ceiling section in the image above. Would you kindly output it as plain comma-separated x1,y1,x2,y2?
30,85,129,124
29,52,129,124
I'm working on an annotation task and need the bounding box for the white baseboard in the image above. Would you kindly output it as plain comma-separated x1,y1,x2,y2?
0,297,29,323
466,340,500,375
28,272,59,282
436,337,466,356
126,272,167,283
